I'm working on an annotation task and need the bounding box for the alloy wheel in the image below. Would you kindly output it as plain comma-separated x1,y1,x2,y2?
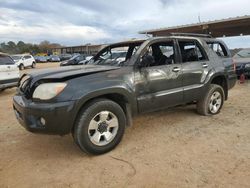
88,111,119,146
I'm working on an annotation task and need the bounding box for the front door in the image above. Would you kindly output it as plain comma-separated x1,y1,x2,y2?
135,39,183,113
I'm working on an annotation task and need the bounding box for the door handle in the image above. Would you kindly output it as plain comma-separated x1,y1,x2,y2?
172,67,181,72
202,63,208,68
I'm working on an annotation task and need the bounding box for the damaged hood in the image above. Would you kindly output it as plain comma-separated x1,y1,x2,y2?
26,65,120,85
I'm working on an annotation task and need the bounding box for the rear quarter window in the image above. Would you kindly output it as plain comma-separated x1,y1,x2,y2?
0,56,15,65
207,41,229,58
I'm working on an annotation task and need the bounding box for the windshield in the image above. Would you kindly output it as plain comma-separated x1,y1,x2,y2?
234,49,250,58
11,55,22,60
88,42,142,66
112,52,127,59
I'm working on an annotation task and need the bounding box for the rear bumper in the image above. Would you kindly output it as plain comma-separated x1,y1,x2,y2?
13,95,77,135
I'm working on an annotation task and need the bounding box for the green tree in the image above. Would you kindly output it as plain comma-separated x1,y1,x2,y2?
0,40,62,55
17,41,26,53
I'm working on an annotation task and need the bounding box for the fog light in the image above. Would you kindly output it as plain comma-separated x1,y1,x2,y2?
40,117,46,126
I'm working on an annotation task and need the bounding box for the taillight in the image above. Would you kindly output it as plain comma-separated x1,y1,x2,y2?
232,60,236,72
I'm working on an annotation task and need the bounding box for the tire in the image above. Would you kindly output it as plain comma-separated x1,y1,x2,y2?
19,64,24,70
31,62,36,68
73,99,126,155
197,84,225,116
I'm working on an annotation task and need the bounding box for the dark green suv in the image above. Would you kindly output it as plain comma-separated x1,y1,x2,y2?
13,34,236,154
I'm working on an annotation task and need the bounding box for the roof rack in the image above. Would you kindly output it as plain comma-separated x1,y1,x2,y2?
169,33,212,38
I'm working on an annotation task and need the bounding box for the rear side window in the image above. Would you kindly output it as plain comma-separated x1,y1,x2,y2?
207,42,228,57
178,40,207,63
0,56,15,65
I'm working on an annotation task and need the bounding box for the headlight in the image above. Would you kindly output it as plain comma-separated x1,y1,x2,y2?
33,83,67,100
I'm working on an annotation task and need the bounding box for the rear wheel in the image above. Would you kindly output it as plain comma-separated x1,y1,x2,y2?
73,99,126,155
197,84,225,116
31,62,36,68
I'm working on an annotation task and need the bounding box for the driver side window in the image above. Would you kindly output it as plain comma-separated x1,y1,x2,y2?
141,41,176,67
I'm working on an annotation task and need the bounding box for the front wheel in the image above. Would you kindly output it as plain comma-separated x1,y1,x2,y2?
73,99,126,155
197,84,225,116
19,64,24,70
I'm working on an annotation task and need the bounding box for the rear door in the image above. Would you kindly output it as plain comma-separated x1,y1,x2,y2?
177,39,210,103
0,56,19,82
23,55,33,67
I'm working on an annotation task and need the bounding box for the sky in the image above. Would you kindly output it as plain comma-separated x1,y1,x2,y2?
0,0,249,48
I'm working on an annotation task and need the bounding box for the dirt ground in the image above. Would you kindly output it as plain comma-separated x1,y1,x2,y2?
0,63,250,188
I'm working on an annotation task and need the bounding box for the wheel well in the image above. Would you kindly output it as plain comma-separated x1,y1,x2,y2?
211,76,228,100
71,93,131,133
98,93,128,112
19,63,24,69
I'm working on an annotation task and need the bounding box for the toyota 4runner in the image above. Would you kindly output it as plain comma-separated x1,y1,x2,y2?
13,34,237,155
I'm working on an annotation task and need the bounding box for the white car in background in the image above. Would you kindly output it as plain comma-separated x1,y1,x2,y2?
79,55,93,65
0,53,20,91
11,54,36,70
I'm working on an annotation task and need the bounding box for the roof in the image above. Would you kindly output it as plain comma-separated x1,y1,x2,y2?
139,15,250,38
110,39,146,46
101,36,219,47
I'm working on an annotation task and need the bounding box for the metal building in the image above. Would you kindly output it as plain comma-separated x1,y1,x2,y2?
52,44,107,55
139,15,250,38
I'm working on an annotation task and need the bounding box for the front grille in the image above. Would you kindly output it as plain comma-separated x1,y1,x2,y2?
18,74,32,98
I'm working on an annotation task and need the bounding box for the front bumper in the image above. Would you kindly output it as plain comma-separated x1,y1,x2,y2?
13,95,76,135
